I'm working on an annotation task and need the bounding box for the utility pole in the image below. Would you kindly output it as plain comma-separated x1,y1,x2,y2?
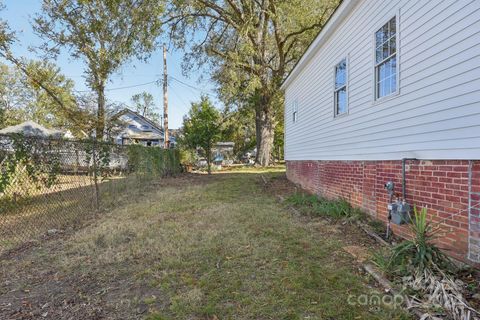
163,45,169,148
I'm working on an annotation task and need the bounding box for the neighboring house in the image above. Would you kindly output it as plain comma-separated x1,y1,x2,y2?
212,142,235,165
111,109,176,147
282,0,480,263
0,121,65,138
0,121,127,171
195,142,235,167
168,129,179,148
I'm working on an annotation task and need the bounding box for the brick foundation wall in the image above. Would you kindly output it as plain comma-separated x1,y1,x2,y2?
286,160,480,264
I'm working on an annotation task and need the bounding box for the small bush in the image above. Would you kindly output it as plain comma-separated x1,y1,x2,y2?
373,206,453,276
372,249,402,277
286,193,319,206
286,193,364,220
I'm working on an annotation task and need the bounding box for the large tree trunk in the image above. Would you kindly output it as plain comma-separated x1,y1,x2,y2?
96,84,105,140
255,97,275,167
0,107,5,128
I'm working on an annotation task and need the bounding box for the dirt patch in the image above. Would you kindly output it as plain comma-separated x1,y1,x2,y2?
343,245,370,263
0,263,167,319
151,172,215,188
260,173,298,198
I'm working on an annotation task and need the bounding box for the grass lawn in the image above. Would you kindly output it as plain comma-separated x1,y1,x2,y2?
0,168,410,319
0,174,158,253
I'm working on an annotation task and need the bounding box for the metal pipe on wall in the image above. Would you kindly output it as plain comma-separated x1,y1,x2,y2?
402,158,417,201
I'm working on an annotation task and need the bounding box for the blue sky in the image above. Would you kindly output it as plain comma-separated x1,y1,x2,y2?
0,0,219,129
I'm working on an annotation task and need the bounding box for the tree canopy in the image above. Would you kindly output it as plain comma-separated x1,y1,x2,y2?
34,0,165,139
131,91,160,124
166,0,339,165
0,1,13,52
0,2,93,134
0,1,14,127
181,96,221,174
220,104,256,159
0,61,84,131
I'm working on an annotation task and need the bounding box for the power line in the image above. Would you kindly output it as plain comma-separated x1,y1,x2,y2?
169,80,198,99
74,79,162,93
169,76,216,96
66,74,161,78
169,84,191,109
71,76,215,96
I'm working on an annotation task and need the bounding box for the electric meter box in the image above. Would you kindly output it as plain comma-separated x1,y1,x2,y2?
390,200,410,225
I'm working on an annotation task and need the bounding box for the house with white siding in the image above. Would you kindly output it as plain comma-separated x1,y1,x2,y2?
282,0,480,263
111,109,176,148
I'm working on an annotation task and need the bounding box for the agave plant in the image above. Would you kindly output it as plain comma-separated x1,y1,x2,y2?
372,207,477,319
392,206,452,273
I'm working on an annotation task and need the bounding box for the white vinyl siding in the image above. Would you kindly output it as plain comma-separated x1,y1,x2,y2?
284,0,480,161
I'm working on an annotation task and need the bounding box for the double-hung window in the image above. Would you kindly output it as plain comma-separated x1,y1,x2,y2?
292,100,298,123
375,16,397,99
334,58,347,115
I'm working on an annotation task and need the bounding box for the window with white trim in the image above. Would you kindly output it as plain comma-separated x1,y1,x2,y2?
334,58,347,115
375,16,397,99
292,100,298,123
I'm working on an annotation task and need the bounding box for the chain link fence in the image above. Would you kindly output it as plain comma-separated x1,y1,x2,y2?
0,134,181,254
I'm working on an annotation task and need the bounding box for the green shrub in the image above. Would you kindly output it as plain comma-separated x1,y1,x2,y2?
127,145,181,177
312,198,349,218
372,249,402,277
373,206,453,276
286,193,365,220
286,193,319,206
179,148,196,166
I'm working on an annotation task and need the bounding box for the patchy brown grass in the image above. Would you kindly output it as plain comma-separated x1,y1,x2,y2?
0,173,169,253
0,168,410,319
